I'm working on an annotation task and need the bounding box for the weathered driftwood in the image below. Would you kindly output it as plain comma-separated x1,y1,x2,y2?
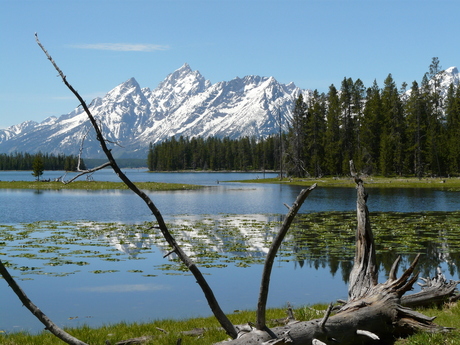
109,336,154,345
401,266,460,308
348,161,378,301
215,167,457,345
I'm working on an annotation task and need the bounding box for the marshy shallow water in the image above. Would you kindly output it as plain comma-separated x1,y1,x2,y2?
1,170,459,333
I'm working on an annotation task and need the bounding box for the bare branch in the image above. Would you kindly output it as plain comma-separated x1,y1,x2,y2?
0,260,88,345
256,184,317,330
76,128,89,171
35,33,237,339
388,255,401,282
63,162,112,184
356,329,380,340
319,303,333,329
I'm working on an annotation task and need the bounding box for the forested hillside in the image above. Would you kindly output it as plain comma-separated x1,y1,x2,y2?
284,59,460,177
0,152,84,171
148,59,460,177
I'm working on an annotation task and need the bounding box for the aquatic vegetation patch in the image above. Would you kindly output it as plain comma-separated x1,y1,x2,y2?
0,212,460,279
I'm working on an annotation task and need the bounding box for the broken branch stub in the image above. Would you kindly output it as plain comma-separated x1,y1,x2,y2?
348,160,378,301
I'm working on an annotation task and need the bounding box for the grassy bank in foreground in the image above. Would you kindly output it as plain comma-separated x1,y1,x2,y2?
1,303,458,345
243,176,460,191
0,181,202,191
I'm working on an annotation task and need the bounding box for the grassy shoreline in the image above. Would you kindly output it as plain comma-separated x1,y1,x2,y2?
1,303,458,345
2,176,460,191
0,180,203,191
239,176,460,191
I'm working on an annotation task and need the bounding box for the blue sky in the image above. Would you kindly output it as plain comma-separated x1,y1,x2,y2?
1,0,458,129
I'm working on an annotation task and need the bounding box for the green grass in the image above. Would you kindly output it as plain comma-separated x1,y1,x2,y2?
3,176,460,191
395,302,460,345
0,181,203,191
240,176,460,191
1,303,458,345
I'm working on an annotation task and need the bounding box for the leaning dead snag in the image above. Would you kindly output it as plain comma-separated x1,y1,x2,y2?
34,33,237,340
0,259,89,345
256,183,317,331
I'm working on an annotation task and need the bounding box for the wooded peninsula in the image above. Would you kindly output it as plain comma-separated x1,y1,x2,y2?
148,58,460,178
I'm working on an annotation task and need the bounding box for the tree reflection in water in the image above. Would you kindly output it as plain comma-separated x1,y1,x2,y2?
289,211,460,283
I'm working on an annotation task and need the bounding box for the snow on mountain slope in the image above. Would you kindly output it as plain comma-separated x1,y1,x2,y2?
0,64,305,158
439,66,459,94
0,64,457,159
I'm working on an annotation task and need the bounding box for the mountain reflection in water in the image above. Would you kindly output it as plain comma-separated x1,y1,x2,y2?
1,170,460,334
97,212,460,282
2,212,459,334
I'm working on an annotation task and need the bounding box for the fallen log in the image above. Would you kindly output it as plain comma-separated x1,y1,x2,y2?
401,266,460,308
216,164,457,345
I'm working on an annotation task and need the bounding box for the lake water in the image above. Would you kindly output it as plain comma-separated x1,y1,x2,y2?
1,170,460,334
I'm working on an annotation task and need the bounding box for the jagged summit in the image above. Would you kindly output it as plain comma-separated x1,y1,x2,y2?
1,64,458,159
0,64,305,158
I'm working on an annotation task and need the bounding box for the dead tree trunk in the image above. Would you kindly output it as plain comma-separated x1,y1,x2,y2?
217,166,458,345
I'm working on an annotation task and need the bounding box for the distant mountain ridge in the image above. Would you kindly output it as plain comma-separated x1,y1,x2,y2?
0,64,458,159
0,64,307,158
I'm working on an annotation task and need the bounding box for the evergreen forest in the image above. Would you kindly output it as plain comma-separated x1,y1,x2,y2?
148,58,460,177
0,152,84,171
147,135,284,172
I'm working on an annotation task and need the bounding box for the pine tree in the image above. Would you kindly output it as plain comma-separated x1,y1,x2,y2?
351,79,366,171
360,80,382,174
305,90,326,177
424,57,446,176
147,143,155,171
445,83,460,175
339,77,356,173
405,81,428,177
286,94,308,177
32,153,44,181
324,85,342,175
379,74,405,175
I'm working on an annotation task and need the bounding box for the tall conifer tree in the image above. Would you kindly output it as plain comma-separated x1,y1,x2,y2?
324,85,342,175
306,90,326,177
286,94,308,177
405,81,428,177
361,80,382,174
380,74,405,175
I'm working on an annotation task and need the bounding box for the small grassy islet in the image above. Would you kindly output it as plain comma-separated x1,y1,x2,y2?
0,180,203,191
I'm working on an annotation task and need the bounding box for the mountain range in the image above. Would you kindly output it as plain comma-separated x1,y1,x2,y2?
0,64,308,158
0,64,458,159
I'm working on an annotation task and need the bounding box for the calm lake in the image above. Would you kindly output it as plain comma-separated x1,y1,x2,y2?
1,170,460,334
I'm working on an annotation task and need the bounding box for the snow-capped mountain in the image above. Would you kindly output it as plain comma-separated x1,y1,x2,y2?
0,64,307,158
435,66,460,95
1,64,458,159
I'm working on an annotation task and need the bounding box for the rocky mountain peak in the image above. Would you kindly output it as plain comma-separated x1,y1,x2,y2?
0,64,458,159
